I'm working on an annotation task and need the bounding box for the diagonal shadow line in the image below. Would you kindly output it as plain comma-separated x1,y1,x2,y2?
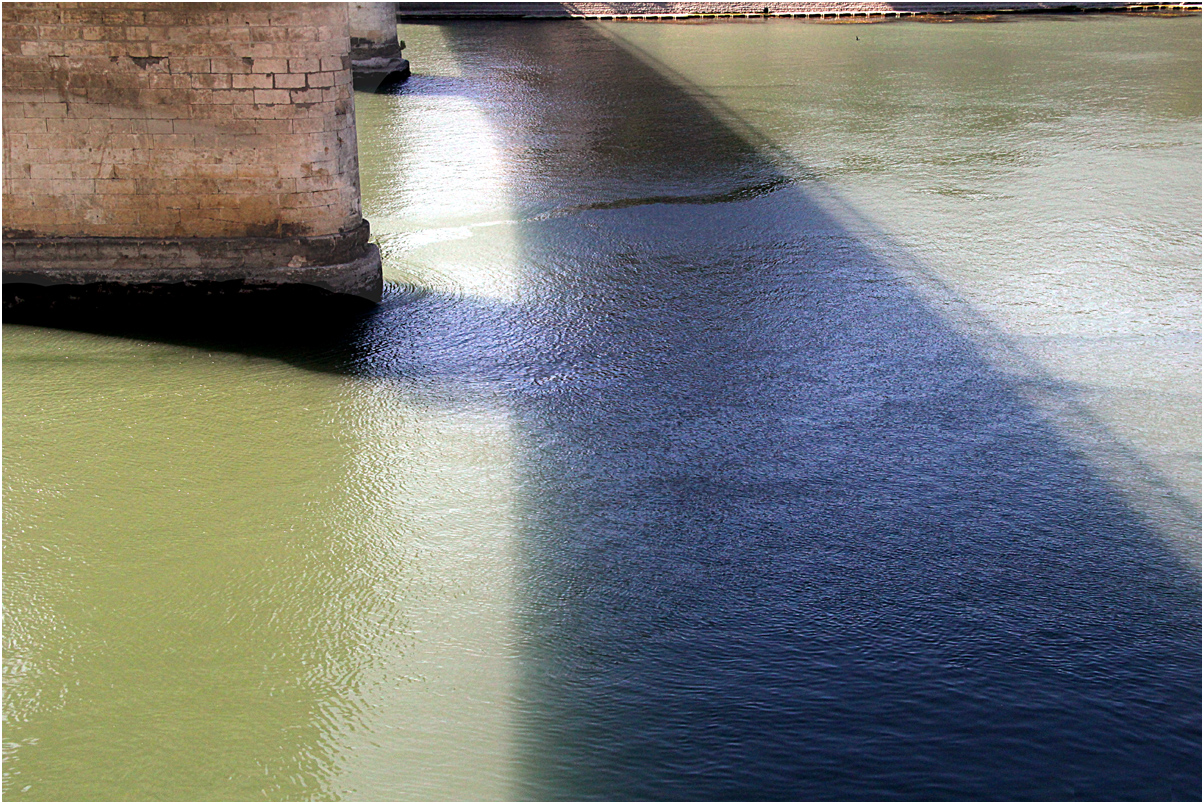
589,21,1202,560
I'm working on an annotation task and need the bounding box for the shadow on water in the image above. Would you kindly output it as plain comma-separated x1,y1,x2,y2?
426,21,1200,801
2,281,378,374
5,19,1199,801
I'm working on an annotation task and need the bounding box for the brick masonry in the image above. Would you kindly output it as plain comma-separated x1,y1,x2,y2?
2,2,363,241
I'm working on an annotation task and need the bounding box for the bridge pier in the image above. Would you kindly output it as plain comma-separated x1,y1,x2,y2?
2,2,383,304
349,2,409,91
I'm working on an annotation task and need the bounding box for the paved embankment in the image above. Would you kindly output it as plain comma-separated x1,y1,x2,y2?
395,1,1200,18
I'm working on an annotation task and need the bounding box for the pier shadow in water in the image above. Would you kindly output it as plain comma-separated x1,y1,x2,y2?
5,19,1198,802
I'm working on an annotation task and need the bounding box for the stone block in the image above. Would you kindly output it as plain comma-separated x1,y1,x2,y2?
273,73,306,89
250,57,289,74
253,88,291,105
208,56,254,74
232,73,274,89
312,71,340,89
289,87,325,104
289,56,322,73
191,72,231,90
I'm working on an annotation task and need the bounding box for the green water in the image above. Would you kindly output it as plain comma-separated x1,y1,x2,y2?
4,15,1199,800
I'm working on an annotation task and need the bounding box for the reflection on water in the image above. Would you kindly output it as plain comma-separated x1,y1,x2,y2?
4,15,1200,801
358,23,521,303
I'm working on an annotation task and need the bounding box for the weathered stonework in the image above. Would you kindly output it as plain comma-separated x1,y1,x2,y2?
2,2,382,301
349,2,409,91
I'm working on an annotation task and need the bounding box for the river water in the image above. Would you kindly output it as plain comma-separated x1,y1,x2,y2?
3,15,1200,801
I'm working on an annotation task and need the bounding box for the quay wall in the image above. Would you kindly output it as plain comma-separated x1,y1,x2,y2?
395,1,1201,18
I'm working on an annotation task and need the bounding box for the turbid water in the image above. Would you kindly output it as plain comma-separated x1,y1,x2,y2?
3,15,1199,801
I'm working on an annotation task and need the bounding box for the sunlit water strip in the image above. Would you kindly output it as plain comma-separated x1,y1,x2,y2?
359,25,521,304
332,26,525,796
4,27,527,801
323,381,519,800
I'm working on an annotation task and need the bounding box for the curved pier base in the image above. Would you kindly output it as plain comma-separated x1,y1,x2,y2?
2,220,384,304
351,54,412,91
350,2,410,92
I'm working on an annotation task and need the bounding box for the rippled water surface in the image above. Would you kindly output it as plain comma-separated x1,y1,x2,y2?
4,15,1200,801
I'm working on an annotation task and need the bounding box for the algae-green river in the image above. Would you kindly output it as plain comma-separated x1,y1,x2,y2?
4,15,1199,800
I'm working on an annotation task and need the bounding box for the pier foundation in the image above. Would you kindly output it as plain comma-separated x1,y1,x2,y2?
350,2,410,91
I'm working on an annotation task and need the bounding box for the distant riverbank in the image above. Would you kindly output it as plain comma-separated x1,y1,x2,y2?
395,1,1200,20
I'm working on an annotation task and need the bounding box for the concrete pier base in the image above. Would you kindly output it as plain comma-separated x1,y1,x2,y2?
350,2,410,91
3,221,383,303
351,50,411,91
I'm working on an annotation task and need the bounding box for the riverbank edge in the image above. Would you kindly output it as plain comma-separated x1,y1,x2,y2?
395,1,1201,19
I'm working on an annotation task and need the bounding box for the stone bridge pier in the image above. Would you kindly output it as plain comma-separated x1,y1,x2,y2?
349,2,409,90
2,2,383,305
